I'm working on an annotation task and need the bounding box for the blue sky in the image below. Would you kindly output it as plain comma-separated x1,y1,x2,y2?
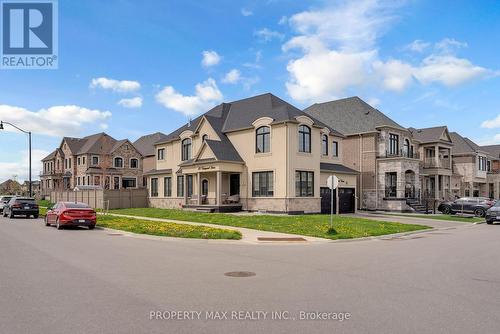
1,0,500,182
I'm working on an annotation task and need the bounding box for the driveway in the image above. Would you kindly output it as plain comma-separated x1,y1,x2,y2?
1,215,499,334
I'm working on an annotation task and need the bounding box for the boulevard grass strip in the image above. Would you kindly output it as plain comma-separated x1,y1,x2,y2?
109,208,430,240
381,213,482,223
97,214,242,240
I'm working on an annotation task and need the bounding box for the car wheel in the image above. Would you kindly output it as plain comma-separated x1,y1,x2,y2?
88,225,95,230
44,216,50,226
486,221,493,224
56,218,62,230
442,206,451,215
474,208,485,217
9,211,14,219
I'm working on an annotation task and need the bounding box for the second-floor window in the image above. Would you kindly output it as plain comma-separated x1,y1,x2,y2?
92,156,99,166
298,125,311,153
130,158,138,169
321,134,328,156
114,157,123,168
479,156,488,171
332,141,339,157
77,157,81,165
403,139,410,157
82,156,86,165
157,148,165,160
256,126,270,153
389,134,399,155
181,138,192,161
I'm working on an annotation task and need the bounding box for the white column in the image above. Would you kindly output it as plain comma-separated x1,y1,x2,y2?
435,175,439,199
184,175,188,205
435,145,440,167
216,171,222,205
198,173,202,205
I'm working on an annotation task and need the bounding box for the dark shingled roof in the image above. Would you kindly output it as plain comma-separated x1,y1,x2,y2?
481,145,500,158
154,93,342,163
408,126,452,144
450,132,483,155
134,132,168,156
42,150,57,161
320,163,359,174
304,96,406,135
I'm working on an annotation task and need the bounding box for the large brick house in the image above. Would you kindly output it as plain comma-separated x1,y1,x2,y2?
40,133,144,193
144,93,358,214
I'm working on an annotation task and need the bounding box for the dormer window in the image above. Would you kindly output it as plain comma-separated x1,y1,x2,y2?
202,134,208,142
130,158,138,169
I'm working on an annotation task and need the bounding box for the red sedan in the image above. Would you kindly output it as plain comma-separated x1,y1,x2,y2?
45,202,97,230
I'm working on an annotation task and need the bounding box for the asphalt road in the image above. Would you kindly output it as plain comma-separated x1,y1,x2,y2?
1,215,499,334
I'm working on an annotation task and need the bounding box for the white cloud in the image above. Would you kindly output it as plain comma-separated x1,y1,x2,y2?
282,1,496,102
241,8,253,16
222,69,241,84
254,28,284,42
367,97,381,107
0,105,111,137
413,55,488,86
278,16,287,25
155,78,223,116
481,114,500,129
373,59,414,92
90,77,140,93
118,97,143,108
435,38,467,53
201,50,221,67
405,40,430,53
0,149,50,183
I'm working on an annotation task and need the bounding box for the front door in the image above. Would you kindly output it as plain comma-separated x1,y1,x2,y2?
201,179,208,196
229,174,240,196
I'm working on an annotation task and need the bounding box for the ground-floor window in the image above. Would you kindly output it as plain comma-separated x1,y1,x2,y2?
113,176,120,190
77,177,80,186
122,178,136,189
252,171,274,197
385,172,397,197
186,175,193,198
295,171,314,197
164,177,172,197
151,178,158,197
177,176,184,197
94,176,100,186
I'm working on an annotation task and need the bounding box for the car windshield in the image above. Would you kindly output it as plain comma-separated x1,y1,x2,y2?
493,201,500,207
65,203,90,208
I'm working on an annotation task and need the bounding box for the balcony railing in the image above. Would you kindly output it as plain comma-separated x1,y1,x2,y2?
378,149,419,159
423,157,451,169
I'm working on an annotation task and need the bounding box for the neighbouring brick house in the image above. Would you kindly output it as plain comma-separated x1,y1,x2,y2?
145,93,358,214
305,97,420,211
40,133,144,193
480,144,500,199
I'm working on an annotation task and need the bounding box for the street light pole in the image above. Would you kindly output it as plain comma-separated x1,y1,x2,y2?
0,121,33,197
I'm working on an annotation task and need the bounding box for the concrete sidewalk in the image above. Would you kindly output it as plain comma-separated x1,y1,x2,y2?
100,212,330,244
347,211,474,229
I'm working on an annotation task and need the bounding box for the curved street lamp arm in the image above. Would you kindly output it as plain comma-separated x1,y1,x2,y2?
0,120,30,134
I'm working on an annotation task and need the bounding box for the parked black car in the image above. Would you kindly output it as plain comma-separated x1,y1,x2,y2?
438,197,495,217
485,201,500,224
0,195,13,214
2,197,39,219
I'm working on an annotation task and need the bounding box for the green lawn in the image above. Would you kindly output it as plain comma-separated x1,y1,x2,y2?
109,208,430,240
97,215,241,240
382,213,483,223
37,199,54,208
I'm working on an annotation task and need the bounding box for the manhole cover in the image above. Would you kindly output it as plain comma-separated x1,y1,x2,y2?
224,271,256,278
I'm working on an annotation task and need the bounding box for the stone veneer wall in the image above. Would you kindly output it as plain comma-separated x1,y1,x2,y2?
149,197,184,209
244,197,320,213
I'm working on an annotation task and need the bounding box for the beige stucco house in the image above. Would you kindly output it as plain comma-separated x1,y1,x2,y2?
145,93,358,214
40,133,144,193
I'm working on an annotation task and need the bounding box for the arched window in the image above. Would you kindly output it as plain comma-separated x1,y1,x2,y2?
298,125,311,153
114,157,123,168
403,139,410,157
255,126,270,153
321,134,328,156
181,138,192,161
130,158,138,169
201,179,209,196
202,134,208,142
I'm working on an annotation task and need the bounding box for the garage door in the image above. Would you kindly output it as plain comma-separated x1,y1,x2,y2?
338,188,355,213
321,187,355,214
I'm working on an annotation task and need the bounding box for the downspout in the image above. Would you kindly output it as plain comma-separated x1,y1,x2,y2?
359,134,364,210
285,124,289,213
